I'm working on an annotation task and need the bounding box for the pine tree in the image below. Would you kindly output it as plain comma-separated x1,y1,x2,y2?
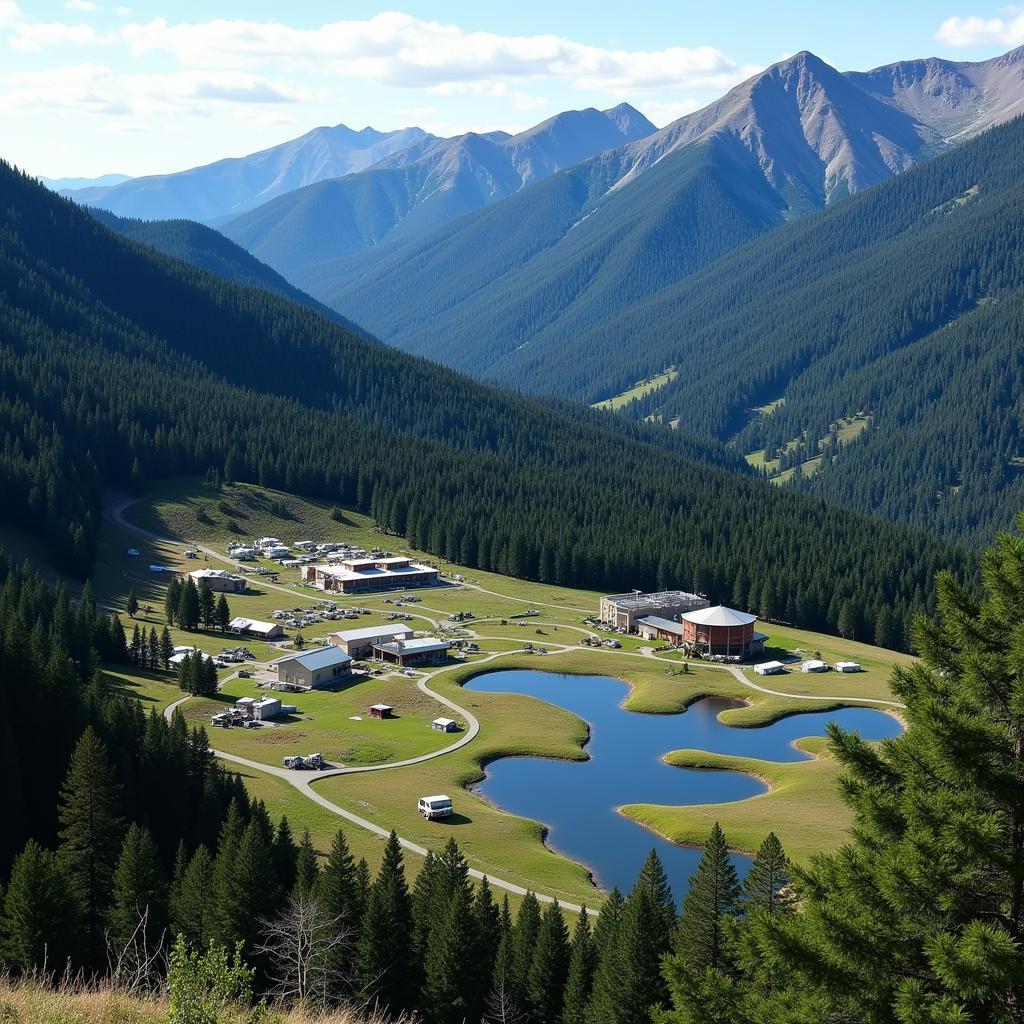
126,587,138,620
272,816,298,896
164,577,181,627
130,622,142,665
109,823,167,955
358,832,413,1011
421,878,477,1024
511,891,542,1006
316,828,361,932
215,593,231,632
172,844,215,950
742,833,793,918
472,875,502,1012
147,626,159,670
159,626,174,670
293,830,319,898
198,580,215,630
0,839,79,971
767,522,1024,1021
527,900,570,1024
410,848,441,974
210,800,247,947
675,824,741,971
585,888,625,1022
177,579,201,631
57,727,126,968
561,907,596,1024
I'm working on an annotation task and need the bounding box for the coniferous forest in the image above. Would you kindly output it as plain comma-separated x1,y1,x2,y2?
0,161,968,648
5,515,1024,1023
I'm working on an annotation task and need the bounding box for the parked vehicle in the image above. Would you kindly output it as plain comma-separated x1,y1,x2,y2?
418,795,453,820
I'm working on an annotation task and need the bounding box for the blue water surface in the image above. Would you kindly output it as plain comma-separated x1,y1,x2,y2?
463,669,901,900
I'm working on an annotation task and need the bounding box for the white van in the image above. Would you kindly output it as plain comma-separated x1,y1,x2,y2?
418,795,453,820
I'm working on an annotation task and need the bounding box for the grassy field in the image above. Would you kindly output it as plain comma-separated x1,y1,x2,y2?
592,367,678,411
622,735,873,863
93,477,910,901
182,672,456,767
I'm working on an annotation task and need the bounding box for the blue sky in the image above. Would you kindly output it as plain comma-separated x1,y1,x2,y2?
4,0,1022,178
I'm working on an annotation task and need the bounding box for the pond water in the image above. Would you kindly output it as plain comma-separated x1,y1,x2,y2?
464,669,902,900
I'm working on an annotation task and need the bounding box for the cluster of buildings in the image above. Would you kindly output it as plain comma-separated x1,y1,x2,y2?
600,591,767,659
327,622,451,668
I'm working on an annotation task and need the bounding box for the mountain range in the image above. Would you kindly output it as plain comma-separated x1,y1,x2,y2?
282,46,1024,388
219,103,656,270
58,124,436,222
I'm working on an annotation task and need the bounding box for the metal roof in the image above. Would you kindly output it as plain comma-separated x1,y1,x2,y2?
680,605,756,627
636,615,685,635
374,638,450,656
276,646,352,671
331,623,415,643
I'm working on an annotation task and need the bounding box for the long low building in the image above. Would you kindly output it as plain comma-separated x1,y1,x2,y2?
329,623,415,658
600,591,710,632
188,567,248,593
228,616,285,640
274,646,353,688
636,615,686,645
302,555,439,594
372,637,450,667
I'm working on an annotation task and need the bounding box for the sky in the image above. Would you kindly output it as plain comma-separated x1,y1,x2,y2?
5,0,1024,179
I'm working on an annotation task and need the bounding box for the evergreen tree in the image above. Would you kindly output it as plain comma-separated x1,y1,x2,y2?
561,907,596,1024
198,580,215,630
272,816,298,896
488,895,522,1021
767,521,1024,1021
147,626,159,670
57,727,126,968
164,577,181,627
316,828,361,932
109,823,167,956
472,875,502,1012
130,622,143,665
585,888,625,1022
0,839,79,971
675,824,741,972
126,587,138,619
159,625,174,670
293,830,319,898
742,832,793,918
527,900,570,1024
511,891,542,1006
177,579,201,632
421,874,477,1024
172,844,215,950
358,832,413,1012
215,593,231,632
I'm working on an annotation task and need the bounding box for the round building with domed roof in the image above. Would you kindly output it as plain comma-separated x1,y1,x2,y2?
680,605,766,658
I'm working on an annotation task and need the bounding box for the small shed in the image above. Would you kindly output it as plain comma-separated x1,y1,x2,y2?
368,703,394,719
754,660,786,676
432,717,458,733
835,661,862,673
253,696,282,720
801,659,827,673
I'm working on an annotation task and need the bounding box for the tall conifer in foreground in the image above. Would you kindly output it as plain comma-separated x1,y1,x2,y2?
109,823,166,956
768,517,1024,1021
57,727,125,968
561,907,595,1024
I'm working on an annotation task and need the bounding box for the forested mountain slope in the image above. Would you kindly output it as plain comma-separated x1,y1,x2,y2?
591,115,1024,545
0,160,965,646
91,210,370,335
65,123,436,222
220,104,656,275
311,48,1024,386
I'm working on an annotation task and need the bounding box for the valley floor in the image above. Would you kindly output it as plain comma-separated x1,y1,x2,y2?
93,478,910,905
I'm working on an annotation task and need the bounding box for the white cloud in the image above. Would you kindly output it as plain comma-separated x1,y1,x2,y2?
0,63,310,117
64,0,96,11
0,1,20,27
9,21,104,52
935,12,1024,47
116,12,754,96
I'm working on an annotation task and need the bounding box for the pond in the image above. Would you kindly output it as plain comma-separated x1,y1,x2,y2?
464,669,902,900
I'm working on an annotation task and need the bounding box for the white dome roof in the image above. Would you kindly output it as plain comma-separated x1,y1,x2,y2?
680,605,756,627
